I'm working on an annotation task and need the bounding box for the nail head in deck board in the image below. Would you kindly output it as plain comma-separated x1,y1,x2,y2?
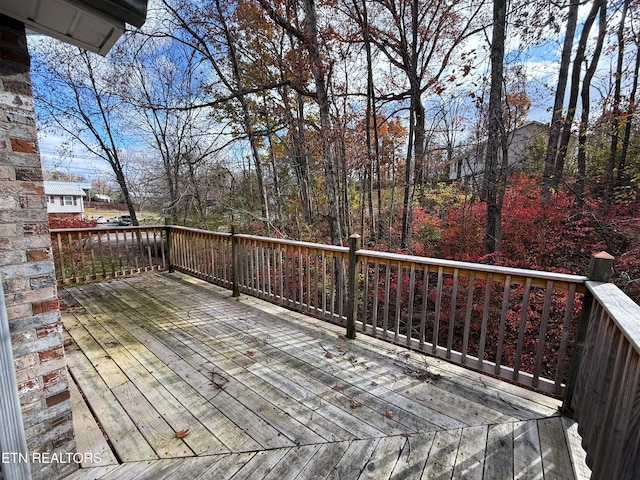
68,376,118,467
111,381,194,458
65,344,158,462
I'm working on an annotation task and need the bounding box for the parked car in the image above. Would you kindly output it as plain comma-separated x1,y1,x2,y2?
112,215,132,226
89,215,108,224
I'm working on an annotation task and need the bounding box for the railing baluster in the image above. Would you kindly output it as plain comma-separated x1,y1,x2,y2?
478,273,493,370
446,269,460,358
461,271,475,364
513,278,533,382
407,264,416,347
419,265,429,351
432,267,444,355
494,275,511,376
382,260,391,340
394,264,403,343
533,281,554,387
362,259,369,334
371,260,380,337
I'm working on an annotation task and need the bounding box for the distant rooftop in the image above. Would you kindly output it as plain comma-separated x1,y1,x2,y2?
43,181,88,196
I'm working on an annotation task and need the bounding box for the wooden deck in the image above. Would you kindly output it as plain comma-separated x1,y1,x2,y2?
60,272,591,480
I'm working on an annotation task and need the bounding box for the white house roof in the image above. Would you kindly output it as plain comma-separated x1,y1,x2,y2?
43,181,87,197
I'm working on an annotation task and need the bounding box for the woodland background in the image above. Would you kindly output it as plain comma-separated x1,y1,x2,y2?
31,0,640,304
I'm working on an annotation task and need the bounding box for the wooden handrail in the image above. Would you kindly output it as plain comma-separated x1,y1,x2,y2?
569,281,640,479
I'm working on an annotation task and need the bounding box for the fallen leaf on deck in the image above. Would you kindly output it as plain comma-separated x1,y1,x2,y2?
246,350,255,357
252,336,259,343
332,384,341,391
325,351,333,359
338,347,346,353
225,358,233,364
384,410,394,419
175,429,190,439
350,398,362,409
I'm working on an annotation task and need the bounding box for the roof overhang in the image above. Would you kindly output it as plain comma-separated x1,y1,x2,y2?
0,0,147,55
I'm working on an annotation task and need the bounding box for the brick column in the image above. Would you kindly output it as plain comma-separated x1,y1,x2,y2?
0,14,77,480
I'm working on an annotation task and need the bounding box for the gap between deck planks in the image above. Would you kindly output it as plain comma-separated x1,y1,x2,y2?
61,272,590,480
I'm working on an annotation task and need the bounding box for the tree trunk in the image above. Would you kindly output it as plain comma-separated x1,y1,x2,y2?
608,0,629,189
554,0,603,188
400,0,420,249
541,0,578,201
484,0,506,255
301,0,342,244
618,28,640,183
214,0,270,224
577,0,607,200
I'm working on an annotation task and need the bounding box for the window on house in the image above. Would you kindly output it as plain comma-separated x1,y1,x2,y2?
63,196,73,206
48,196,54,203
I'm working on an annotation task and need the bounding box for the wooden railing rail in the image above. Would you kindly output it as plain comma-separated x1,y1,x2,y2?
50,226,167,285
234,234,350,325
565,254,640,479
167,226,233,289
354,249,587,396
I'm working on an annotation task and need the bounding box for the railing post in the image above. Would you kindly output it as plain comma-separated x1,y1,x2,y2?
165,218,174,273
346,234,361,340
562,251,614,415
231,225,240,298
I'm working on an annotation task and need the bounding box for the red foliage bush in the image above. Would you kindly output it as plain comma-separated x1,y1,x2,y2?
49,217,97,230
439,174,599,274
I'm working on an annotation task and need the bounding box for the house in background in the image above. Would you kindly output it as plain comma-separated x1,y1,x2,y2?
44,181,89,219
450,121,548,182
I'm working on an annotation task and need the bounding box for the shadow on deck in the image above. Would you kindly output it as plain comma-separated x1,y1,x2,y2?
60,272,590,480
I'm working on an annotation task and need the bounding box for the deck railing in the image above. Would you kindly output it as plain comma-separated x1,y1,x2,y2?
50,225,640,477
50,226,167,285
564,253,640,479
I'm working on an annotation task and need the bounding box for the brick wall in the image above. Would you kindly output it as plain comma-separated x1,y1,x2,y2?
0,14,77,480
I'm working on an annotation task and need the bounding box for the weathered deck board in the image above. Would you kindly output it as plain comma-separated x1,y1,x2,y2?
60,272,590,480
64,343,158,463
67,374,118,467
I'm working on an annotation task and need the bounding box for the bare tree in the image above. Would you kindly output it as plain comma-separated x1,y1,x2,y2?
483,0,507,254
32,44,139,225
